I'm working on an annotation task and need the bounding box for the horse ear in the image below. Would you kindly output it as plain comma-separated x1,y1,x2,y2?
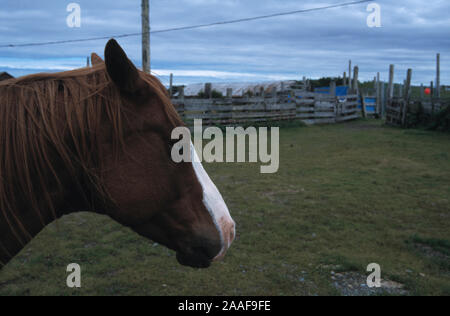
91,53,103,66
104,39,142,93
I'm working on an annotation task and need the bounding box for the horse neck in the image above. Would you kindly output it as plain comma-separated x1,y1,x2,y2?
0,191,89,266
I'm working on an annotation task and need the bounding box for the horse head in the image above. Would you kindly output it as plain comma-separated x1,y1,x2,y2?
0,39,235,269
98,39,235,268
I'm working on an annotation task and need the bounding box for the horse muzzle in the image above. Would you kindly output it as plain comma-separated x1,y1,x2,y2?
212,217,235,262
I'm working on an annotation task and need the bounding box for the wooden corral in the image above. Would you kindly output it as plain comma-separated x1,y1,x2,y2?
172,86,359,127
386,67,449,127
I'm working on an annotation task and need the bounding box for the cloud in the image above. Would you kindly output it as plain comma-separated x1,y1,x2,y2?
0,0,448,85
0,57,87,71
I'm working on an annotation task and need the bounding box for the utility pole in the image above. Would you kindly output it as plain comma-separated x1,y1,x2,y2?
141,0,150,73
436,53,440,98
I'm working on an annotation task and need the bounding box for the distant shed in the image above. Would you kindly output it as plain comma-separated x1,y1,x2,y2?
0,72,14,81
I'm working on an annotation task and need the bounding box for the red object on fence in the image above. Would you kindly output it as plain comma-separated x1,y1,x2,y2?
424,88,431,95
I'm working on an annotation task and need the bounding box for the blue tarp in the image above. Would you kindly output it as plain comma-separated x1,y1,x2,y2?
315,86,349,96
358,97,376,113
315,86,378,113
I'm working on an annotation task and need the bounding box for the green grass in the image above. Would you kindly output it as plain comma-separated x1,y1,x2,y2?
0,119,449,296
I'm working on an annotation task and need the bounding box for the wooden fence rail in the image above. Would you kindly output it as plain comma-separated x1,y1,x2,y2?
172,91,360,127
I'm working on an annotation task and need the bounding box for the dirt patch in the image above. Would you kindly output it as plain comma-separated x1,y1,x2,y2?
331,271,408,296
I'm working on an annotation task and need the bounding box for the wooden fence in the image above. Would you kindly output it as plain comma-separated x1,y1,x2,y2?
386,97,407,126
385,68,449,127
172,89,360,127
387,97,449,127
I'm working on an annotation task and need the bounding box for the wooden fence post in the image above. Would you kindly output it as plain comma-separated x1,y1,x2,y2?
352,66,359,96
169,73,173,98
348,60,352,89
376,72,381,116
436,53,441,98
260,86,265,98
430,81,435,114
381,82,386,117
205,83,212,99
387,64,394,108
361,92,367,118
401,69,412,127
403,75,411,100
177,86,185,120
226,88,233,100
373,76,377,94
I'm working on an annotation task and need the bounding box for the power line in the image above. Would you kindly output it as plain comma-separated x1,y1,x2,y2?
0,0,372,49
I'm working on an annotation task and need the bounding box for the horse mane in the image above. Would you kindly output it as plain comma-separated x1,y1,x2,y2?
0,64,181,247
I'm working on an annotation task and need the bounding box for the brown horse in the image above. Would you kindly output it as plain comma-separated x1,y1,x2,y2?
0,39,235,269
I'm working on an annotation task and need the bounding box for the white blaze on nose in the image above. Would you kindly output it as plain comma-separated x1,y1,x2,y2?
190,142,235,261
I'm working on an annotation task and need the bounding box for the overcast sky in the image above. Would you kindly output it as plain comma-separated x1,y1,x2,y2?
0,0,448,86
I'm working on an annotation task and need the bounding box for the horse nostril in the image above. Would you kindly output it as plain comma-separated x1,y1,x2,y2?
227,221,236,245
229,229,235,244
192,245,218,261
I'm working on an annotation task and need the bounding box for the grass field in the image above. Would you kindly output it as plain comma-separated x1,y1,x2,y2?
0,119,449,296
